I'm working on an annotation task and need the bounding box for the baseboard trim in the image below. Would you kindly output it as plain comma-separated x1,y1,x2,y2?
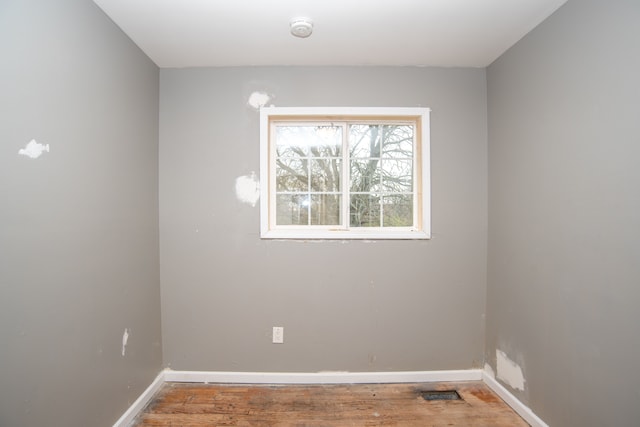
163,369,483,384
482,370,549,427
112,370,166,427
115,369,549,427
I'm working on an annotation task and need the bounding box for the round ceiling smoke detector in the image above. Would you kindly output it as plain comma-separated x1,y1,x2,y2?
290,18,313,38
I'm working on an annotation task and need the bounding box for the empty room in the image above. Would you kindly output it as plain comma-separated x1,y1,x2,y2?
1,0,638,426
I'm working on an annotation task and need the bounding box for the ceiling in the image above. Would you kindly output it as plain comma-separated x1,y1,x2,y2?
93,0,568,68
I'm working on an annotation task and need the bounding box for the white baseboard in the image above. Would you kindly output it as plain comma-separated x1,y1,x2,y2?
163,369,482,384
114,369,549,427
112,370,166,427
482,370,549,427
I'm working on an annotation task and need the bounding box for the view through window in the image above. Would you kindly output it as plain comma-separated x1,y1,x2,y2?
260,107,430,239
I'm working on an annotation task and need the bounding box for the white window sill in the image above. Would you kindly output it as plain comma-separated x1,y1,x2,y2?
260,229,431,240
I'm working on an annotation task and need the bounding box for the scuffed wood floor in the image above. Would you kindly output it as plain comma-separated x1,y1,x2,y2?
133,381,529,426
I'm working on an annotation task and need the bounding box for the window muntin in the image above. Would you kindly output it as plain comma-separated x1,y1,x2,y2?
260,107,430,239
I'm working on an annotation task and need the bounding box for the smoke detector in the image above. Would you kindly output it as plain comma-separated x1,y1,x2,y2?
290,17,313,38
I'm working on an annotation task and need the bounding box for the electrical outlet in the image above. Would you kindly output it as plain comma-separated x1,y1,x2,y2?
272,326,284,344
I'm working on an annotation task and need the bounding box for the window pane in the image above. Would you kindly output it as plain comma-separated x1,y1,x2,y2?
276,125,341,157
310,194,341,225
381,159,413,193
276,126,308,157
276,158,308,192
310,159,341,192
381,125,414,159
349,124,382,158
350,194,381,227
276,194,309,225
382,195,413,227
310,126,342,157
350,159,380,192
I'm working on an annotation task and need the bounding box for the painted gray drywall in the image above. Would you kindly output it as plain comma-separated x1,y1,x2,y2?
487,0,640,425
159,67,487,372
0,1,161,426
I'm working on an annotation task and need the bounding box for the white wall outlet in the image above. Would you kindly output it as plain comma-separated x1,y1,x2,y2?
272,326,284,344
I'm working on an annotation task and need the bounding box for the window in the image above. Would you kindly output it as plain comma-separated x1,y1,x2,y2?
260,107,430,239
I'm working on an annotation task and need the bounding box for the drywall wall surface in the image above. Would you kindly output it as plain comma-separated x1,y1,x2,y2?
159,66,488,372
0,1,162,426
486,1,640,426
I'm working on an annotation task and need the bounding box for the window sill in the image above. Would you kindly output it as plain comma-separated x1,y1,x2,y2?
260,229,431,240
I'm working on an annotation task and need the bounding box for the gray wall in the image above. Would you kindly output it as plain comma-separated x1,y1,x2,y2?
159,67,488,372
486,1,640,426
9,0,636,424
0,1,162,426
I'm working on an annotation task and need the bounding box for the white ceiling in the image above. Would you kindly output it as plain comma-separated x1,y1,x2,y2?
93,0,568,68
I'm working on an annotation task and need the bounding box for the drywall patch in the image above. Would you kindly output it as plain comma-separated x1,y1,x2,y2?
483,362,495,379
496,349,525,391
122,328,130,357
247,91,272,110
18,139,49,159
235,172,260,206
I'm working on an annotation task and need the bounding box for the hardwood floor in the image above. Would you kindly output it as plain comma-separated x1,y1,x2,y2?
133,381,529,426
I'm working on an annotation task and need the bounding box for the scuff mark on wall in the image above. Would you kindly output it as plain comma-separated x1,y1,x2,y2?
247,91,273,110
368,353,377,367
496,349,525,391
18,139,49,159
235,172,260,207
121,328,130,357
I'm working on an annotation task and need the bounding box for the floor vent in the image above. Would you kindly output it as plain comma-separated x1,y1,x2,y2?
420,390,462,401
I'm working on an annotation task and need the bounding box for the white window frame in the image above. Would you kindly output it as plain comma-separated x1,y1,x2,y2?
260,107,431,239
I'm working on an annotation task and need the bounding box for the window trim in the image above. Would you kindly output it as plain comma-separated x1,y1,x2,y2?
259,107,431,240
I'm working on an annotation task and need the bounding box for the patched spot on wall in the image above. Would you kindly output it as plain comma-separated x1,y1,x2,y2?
483,362,495,379
18,139,49,159
496,349,525,391
122,328,130,357
235,172,260,207
247,91,273,110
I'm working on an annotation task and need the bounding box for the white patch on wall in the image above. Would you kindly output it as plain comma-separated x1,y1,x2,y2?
18,139,49,159
247,91,272,110
235,172,260,207
121,328,130,357
496,349,525,391
483,362,495,379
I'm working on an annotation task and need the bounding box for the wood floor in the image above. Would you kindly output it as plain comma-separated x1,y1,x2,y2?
133,381,529,426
